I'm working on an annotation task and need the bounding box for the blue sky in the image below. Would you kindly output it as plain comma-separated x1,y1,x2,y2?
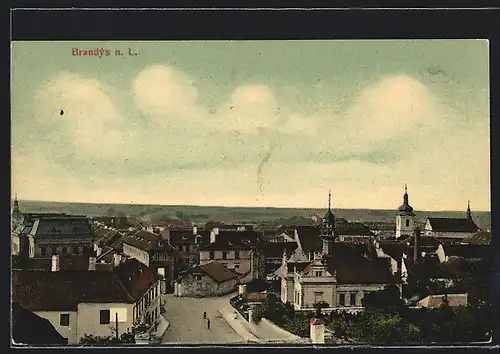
11,40,490,211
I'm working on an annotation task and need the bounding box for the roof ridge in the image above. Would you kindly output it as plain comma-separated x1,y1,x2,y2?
112,267,135,303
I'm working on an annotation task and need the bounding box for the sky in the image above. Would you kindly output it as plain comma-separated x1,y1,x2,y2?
11,40,490,211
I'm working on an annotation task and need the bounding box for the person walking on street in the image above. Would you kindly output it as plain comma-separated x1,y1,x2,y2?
207,318,211,330
203,311,207,319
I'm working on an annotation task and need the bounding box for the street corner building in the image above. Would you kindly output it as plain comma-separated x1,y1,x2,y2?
12,257,162,345
174,260,240,298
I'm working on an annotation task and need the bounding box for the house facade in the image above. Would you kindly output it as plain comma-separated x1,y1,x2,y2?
174,261,239,297
22,215,95,258
12,258,161,344
198,230,266,280
122,230,176,291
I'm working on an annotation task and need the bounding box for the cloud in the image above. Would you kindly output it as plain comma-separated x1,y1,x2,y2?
33,72,132,159
132,65,202,124
12,67,490,210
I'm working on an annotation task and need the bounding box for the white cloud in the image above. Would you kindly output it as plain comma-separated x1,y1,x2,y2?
132,64,202,124
13,69,490,211
33,72,131,159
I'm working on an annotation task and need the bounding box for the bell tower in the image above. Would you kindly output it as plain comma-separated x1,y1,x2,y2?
395,184,416,239
320,190,336,254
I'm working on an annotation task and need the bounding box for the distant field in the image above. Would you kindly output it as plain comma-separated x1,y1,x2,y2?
14,200,491,231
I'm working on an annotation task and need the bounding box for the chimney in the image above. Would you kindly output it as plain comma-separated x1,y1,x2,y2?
51,255,60,272
88,257,97,271
414,227,421,263
113,253,122,267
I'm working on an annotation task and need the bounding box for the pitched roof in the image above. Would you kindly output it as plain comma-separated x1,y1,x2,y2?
263,242,298,258
12,259,160,312
466,231,491,245
336,222,375,236
198,230,263,250
417,294,468,308
378,242,409,261
427,217,478,233
443,244,490,260
12,302,68,345
122,230,175,253
12,255,112,272
400,235,442,247
184,261,239,283
305,244,400,285
168,229,195,245
29,216,94,239
295,226,322,253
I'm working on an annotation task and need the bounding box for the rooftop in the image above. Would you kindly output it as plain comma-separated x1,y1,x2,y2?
427,217,478,233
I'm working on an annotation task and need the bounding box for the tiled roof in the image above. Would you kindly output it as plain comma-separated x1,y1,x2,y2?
286,262,310,273
198,230,263,251
401,235,442,247
443,244,490,260
295,226,322,253
12,259,160,312
12,269,132,311
168,229,196,245
185,261,239,283
12,302,68,345
12,255,111,272
417,294,468,308
378,242,408,261
263,242,298,258
466,231,491,245
29,216,94,239
336,222,375,236
314,244,400,284
427,217,478,233
122,230,175,253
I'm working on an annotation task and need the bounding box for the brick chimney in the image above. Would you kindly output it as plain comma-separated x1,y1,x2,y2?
88,257,97,271
51,255,60,272
414,227,421,263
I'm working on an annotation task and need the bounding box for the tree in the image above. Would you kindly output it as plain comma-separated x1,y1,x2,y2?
362,285,405,314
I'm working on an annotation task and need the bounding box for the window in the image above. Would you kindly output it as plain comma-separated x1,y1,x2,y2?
100,309,110,324
350,293,356,306
195,275,202,281
72,246,79,255
40,247,46,257
405,219,410,227
234,264,240,270
314,271,322,277
209,251,214,260
60,313,70,326
314,292,323,303
234,251,240,259
52,247,57,255
222,252,227,260
339,294,345,306
62,247,67,254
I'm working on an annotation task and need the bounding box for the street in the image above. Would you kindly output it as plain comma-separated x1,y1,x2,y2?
161,293,245,344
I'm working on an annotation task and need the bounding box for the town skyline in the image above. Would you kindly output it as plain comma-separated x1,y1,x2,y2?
11,40,490,211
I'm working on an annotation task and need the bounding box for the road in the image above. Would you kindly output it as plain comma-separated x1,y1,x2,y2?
161,293,245,344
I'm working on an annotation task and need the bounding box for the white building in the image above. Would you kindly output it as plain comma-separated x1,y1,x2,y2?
12,257,162,344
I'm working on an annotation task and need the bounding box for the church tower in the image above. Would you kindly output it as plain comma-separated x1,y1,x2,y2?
321,190,336,254
12,194,21,217
466,200,473,222
395,184,416,239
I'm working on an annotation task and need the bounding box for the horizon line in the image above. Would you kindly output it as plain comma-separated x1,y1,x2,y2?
12,198,492,213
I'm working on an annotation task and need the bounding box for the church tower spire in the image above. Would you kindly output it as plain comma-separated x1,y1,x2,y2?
466,200,472,221
321,190,336,255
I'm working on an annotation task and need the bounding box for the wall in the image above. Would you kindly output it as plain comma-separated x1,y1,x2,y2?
300,281,336,309
76,303,134,343
336,284,388,307
122,243,150,266
427,231,475,239
199,249,252,274
178,273,236,297
36,310,78,344
216,278,239,296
